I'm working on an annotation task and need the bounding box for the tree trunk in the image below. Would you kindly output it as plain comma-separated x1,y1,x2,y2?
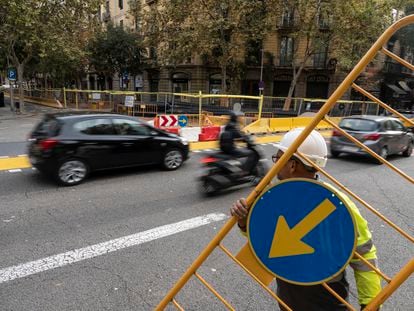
283,62,305,111
17,63,25,113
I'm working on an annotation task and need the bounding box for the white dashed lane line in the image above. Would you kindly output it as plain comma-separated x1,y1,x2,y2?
0,212,228,284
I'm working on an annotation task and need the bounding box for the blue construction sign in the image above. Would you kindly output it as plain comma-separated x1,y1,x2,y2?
248,178,357,285
7,68,17,81
178,115,188,127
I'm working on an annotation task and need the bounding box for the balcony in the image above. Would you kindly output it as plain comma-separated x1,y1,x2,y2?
279,18,296,29
102,12,111,22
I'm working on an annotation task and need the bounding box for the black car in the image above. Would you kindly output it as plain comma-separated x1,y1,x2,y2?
330,115,413,162
28,112,189,185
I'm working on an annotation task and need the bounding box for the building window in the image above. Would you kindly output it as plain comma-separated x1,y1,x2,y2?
306,75,329,99
273,75,293,97
281,9,295,27
245,39,262,66
313,45,328,68
280,36,293,66
149,47,157,60
119,0,123,10
172,73,189,93
318,16,329,29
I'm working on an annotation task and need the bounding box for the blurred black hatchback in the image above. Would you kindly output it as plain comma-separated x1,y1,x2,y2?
330,115,413,162
28,112,189,185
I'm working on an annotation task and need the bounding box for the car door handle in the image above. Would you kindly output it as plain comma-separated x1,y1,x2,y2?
122,142,134,146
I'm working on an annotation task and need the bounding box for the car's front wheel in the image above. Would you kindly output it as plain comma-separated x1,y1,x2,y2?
375,147,388,164
56,159,89,186
402,141,413,157
162,149,184,170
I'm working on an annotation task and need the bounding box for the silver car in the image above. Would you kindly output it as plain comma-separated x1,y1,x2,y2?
330,115,413,161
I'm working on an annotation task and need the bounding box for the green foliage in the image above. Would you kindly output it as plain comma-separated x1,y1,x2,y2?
143,0,278,91
87,24,144,77
0,0,102,85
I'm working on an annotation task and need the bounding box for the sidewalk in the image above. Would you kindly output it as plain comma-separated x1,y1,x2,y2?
0,101,60,142
0,101,57,121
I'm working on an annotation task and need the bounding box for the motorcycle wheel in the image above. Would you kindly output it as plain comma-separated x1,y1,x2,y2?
250,162,266,186
200,177,220,196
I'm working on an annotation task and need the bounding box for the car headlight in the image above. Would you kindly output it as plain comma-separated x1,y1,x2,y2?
180,137,189,145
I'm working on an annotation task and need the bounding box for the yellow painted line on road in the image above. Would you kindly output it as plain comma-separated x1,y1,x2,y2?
0,156,31,171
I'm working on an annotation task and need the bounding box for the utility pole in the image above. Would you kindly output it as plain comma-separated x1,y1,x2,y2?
259,48,265,96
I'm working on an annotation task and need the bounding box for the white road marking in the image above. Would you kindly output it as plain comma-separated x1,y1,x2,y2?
0,212,228,284
0,156,9,159
8,169,22,173
18,154,27,157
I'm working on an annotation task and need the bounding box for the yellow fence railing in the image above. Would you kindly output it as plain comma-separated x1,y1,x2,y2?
155,14,414,311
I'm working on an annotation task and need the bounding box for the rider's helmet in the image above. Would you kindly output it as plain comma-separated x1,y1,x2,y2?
278,127,328,168
229,111,239,124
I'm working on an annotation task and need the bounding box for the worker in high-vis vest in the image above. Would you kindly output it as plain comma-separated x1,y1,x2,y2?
230,128,381,310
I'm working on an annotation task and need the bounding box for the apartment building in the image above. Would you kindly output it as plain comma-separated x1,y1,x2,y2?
97,1,413,110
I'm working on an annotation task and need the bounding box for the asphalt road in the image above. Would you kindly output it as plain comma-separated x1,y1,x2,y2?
0,142,413,311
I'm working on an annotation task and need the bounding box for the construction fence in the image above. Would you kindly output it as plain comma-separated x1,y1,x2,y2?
5,87,382,121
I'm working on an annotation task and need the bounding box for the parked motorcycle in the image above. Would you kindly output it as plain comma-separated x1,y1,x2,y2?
199,135,268,196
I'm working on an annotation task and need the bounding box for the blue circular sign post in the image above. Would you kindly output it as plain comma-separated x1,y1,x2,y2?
7,68,17,81
178,115,188,127
248,178,356,285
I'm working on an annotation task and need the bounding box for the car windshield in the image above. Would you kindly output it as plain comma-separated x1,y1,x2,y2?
339,118,378,132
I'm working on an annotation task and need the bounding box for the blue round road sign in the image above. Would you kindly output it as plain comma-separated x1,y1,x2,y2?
178,115,188,127
7,68,17,81
248,178,356,285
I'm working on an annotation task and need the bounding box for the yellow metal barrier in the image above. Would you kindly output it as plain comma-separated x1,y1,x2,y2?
156,14,414,311
269,118,293,132
292,117,331,130
246,116,342,133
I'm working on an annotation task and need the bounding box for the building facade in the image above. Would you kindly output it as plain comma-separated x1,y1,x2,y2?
96,1,413,111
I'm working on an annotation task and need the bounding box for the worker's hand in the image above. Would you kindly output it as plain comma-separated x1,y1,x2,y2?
230,198,249,231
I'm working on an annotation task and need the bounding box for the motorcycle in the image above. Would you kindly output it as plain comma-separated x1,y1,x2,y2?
199,135,269,196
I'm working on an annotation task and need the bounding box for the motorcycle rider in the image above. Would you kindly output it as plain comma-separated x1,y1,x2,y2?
219,111,257,176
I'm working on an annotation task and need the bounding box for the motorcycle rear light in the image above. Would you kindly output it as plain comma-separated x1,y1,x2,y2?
363,133,381,141
332,129,343,137
40,139,58,151
200,157,218,164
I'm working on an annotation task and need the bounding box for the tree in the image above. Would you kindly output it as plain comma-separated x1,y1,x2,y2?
277,0,414,110
0,0,101,111
143,0,279,95
87,24,144,90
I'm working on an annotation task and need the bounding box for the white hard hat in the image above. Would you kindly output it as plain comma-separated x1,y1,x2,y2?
278,128,328,167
